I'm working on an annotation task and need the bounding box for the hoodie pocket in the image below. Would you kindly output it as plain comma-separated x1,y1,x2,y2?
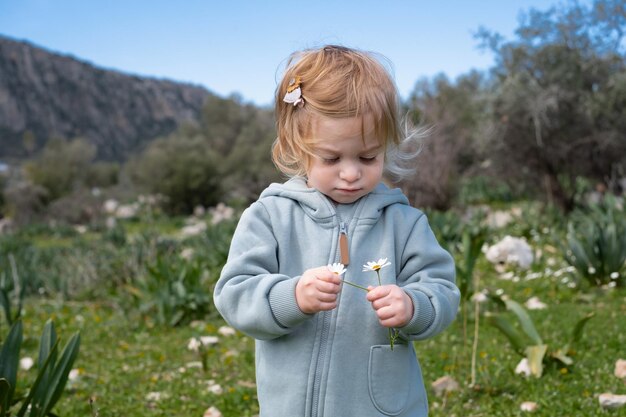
367,344,417,416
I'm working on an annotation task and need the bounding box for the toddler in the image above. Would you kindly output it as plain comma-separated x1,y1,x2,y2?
214,45,460,417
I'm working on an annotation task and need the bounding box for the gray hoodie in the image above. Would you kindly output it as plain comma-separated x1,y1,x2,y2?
214,177,460,417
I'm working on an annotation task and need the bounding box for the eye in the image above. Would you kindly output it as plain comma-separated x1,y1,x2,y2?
360,156,378,163
322,157,339,164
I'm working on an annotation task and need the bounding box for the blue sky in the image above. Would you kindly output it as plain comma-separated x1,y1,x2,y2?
1,0,566,106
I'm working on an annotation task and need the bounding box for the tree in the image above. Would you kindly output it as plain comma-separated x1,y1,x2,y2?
403,72,488,210
24,137,96,202
128,135,222,214
476,0,626,211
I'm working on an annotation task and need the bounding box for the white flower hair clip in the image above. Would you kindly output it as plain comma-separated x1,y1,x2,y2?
283,76,304,107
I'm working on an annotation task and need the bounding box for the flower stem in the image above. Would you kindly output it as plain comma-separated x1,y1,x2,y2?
342,280,369,292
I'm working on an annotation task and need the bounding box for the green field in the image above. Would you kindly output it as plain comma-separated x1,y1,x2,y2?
2,202,626,417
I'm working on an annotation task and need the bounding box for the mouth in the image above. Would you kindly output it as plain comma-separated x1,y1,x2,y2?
336,188,361,193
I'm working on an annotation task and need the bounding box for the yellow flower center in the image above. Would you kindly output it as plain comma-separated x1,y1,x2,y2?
373,265,381,270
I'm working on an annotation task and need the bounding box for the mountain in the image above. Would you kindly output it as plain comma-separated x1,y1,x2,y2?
0,35,212,161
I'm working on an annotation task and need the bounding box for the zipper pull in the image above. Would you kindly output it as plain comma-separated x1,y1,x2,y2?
339,222,350,265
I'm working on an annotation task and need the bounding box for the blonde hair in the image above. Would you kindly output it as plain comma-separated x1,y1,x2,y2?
272,45,422,180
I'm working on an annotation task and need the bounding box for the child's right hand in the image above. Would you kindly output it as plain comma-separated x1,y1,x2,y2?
295,266,342,314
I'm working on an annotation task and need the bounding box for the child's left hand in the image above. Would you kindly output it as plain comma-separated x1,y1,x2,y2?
366,285,414,328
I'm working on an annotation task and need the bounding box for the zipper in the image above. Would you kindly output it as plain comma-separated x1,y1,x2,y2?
311,198,359,417
338,222,350,265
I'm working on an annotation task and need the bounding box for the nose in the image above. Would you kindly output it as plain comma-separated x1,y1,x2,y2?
339,161,361,183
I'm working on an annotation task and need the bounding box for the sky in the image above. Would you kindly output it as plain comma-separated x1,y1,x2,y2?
0,0,566,107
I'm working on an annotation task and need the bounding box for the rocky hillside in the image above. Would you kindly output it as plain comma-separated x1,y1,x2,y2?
0,35,212,160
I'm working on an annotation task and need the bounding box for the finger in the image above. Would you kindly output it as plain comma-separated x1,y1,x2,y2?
317,292,338,303
371,298,391,311
366,285,391,302
375,305,396,321
318,274,342,285
318,301,337,311
317,280,341,294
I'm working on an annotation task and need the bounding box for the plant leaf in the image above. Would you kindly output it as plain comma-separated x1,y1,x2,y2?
570,312,595,345
14,340,60,417
39,332,80,415
31,320,58,413
525,344,547,377
503,298,543,345
0,320,22,407
0,378,11,417
486,312,527,355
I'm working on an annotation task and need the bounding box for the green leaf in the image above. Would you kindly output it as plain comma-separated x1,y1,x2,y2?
503,298,543,345
38,332,80,415
570,312,595,345
15,340,60,417
0,320,22,407
525,344,548,378
31,320,58,414
0,378,11,417
486,313,527,355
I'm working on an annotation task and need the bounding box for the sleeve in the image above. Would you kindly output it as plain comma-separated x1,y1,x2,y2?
213,201,312,340
397,213,460,340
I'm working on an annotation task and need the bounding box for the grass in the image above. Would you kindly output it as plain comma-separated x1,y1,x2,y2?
13,283,625,417
18,300,258,417
3,206,626,417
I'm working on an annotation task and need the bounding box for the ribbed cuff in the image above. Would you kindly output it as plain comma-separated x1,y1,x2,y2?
400,291,434,335
268,277,312,328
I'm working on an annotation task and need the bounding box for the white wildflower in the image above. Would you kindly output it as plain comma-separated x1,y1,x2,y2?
200,336,219,346
485,210,514,228
327,263,347,276
74,225,87,234
188,336,219,351
187,337,202,352
520,401,538,412
485,236,534,269
180,247,195,260
186,361,203,368
19,357,34,371
146,391,166,402
610,272,620,280
115,203,139,219
68,368,80,381
218,326,236,336
525,296,547,310
181,221,207,237
203,406,223,417
207,380,223,395
363,258,391,272
210,203,235,225
588,266,596,274
103,199,118,214
471,292,488,303
515,358,531,377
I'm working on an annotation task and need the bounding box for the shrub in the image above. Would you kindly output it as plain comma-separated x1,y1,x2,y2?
24,138,96,203
560,195,626,287
127,136,222,215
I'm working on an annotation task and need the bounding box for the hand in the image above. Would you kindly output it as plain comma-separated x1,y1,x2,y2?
296,266,342,314
366,285,414,328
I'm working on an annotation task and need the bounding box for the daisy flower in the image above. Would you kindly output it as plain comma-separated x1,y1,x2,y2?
327,263,347,276
362,258,391,272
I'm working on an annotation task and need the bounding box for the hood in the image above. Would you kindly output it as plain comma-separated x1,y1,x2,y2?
259,177,408,224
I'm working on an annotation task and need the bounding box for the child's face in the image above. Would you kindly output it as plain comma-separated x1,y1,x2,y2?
306,115,384,204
